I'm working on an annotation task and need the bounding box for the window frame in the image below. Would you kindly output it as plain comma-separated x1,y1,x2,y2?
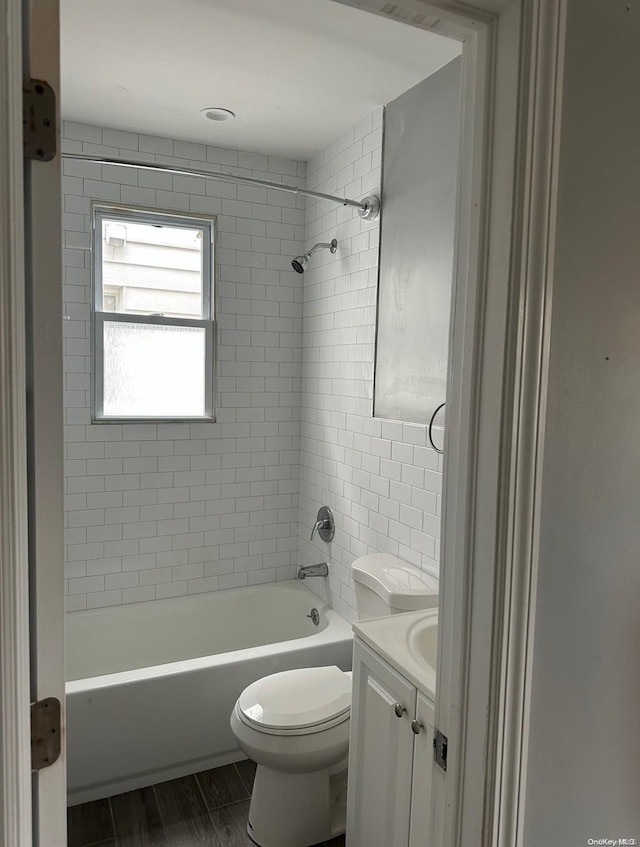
91,203,216,423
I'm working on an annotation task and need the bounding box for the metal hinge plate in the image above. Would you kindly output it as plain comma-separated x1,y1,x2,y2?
23,79,56,161
433,728,448,771
31,697,62,771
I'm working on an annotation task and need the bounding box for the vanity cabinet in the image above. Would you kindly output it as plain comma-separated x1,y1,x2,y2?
347,638,436,847
408,690,436,847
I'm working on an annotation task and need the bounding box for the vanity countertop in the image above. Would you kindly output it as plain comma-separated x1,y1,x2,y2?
353,608,437,699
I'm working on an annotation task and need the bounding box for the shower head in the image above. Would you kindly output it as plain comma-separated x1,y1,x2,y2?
291,256,307,274
291,239,337,274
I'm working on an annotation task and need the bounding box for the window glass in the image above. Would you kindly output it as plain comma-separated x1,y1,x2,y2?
102,321,206,418
100,219,205,318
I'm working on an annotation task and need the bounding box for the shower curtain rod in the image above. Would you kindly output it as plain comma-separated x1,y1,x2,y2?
61,152,380,220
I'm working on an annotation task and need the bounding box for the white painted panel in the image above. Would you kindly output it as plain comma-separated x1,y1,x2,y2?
524,0,640,840
347,639,416,847
409,692,436,847
374,58,461,424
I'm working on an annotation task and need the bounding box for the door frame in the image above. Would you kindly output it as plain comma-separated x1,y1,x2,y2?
24,0,66,840
1,0,66,845
0,0,565,845
0,0,33,844
338,1,565,845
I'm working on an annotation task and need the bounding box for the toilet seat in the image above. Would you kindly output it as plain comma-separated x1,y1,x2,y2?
237,666,351,737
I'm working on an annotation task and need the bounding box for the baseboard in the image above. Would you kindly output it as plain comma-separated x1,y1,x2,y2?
67,749,248,806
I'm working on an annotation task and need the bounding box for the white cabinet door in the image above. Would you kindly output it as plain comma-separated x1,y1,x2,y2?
347,640,417,847
409,692,436,847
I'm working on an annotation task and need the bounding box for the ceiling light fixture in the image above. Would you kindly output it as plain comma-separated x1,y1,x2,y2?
200,107,235,122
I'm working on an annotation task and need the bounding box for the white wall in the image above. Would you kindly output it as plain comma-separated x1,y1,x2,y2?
524,0,640,838
61,122,306,610
297,111,444,622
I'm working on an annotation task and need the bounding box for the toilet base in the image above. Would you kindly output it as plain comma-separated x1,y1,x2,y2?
246,762,347,847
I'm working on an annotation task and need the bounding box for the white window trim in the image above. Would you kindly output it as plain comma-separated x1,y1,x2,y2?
91,203,216,423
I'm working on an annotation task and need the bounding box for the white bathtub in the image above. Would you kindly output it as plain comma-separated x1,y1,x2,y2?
65,580,353,805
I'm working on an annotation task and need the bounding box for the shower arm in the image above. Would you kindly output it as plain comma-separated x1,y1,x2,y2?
306,241,337,259
61,152,380,220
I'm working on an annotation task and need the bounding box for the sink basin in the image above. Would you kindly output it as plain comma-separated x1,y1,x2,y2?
353,608,438,696
407,614,438,670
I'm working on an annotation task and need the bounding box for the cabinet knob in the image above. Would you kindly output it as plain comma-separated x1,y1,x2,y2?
394,703,406,718
411,719,423,735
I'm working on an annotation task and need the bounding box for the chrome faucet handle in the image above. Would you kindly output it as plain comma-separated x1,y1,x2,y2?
309,506,335,543
310,519,324,541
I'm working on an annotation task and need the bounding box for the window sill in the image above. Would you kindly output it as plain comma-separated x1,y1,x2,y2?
91,416,217,425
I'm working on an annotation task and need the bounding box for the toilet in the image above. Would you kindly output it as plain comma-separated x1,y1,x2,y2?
229,554,439,847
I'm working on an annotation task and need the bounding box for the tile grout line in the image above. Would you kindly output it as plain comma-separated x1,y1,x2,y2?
150,783,171,844
106,796,118,847
231,761,252,800
201,796,250,811
192,769,223,837
77,837,117,847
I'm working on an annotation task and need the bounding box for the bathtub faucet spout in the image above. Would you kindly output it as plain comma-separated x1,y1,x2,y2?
297,562,329,580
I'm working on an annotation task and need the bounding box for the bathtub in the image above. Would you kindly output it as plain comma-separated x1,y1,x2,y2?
65,580,353,805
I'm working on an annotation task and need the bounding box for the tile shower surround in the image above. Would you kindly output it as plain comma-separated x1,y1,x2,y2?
62,117,443,615
297,111,443,622
62,121,306,611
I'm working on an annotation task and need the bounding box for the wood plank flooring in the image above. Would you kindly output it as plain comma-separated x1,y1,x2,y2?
67,760,346,847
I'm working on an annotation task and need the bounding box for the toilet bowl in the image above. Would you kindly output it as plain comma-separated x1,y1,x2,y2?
230,666,351,847
229,554,439,847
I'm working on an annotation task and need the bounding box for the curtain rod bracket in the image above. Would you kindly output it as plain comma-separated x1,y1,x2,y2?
358,195,380,220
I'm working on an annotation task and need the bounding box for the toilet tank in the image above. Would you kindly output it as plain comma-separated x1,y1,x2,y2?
352,553,439,620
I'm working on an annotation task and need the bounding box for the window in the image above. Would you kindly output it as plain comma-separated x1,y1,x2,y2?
92,205,215,421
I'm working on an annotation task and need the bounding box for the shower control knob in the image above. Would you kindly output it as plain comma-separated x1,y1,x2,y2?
411,720,424,735
394,703,406,718
310,506,335,543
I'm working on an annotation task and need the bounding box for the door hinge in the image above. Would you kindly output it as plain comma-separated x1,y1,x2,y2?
31,697,62,771
23,79,57,161
433,728,448,771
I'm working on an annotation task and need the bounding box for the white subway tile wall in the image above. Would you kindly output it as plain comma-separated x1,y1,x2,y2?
62,122,306,611
62,115,443,617
297,110,443,622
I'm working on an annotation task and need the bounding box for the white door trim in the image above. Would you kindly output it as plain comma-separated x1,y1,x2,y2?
435,2,569,843
334,4,534,846
23,0,67,842
0,0,33,844
337,2,566,845
493,2,567,844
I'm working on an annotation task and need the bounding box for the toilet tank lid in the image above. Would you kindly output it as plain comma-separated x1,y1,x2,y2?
351,554,439,610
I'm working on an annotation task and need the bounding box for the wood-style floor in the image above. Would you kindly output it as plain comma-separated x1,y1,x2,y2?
67,760,346,847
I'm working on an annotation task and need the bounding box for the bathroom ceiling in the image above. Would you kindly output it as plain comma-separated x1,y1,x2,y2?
60,0,460,161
